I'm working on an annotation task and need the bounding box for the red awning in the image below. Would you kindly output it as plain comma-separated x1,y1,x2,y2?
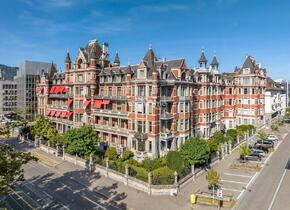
50,110,56,116
94,100,102,108
58,86,66,93
46,110,51,116
55,111,61,117
102,100,111,105
83,99,91,108
67,112,73,118
61,111,67,118
67,98,73,106
49,86,56,93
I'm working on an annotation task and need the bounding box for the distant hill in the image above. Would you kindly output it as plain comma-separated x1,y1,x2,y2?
0,64,19,80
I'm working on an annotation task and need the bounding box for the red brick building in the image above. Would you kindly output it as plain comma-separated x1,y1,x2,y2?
36,40,267,158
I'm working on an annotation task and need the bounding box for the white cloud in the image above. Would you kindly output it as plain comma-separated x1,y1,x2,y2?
132,3,190,13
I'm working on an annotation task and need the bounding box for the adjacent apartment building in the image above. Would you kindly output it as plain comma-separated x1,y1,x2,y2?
36,39,268,158
14,61,55,119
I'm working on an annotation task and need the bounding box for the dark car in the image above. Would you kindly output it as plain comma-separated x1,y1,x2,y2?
208,184,221,191
241,154,261,162
253,145,269,153
284,118,290,123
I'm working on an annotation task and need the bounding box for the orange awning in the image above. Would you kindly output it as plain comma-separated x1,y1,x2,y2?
102,100,110,105
67,112,73,118
83,99,91,108
94,100,102,108
67,98,73,106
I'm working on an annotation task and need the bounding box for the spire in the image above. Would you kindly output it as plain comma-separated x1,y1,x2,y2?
49,62,57,78
143,47,157,68
113,51,120,66
65,52,71,63
210,55,219,69
242,55,255,73
198,50,207,67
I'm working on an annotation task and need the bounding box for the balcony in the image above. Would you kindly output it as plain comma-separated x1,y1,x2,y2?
134,132,148,141
92,109,128,118
95,95,128,101
49,94,68,99
160,132,173,140
160,96,173,102
48,105,67,110
160,112,173,120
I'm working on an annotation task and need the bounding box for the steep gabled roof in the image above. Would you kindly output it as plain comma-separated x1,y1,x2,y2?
65,52,71,63
242,56,255,72
114,52,120,64
198,51,207,64
143,48,157,68
210,56,219,66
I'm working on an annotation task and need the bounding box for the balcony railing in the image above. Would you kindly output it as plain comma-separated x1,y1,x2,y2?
134,132,148,141
160,112,173,120
48,105,67,110
160,96,173,102
49,94,68,99
160,132,173,139
95,95,128,101
92,109,128,118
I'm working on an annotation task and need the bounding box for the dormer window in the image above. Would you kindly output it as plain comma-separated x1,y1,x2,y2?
138,68,145,79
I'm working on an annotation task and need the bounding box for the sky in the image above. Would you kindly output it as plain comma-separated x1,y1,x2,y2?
0,0,290,80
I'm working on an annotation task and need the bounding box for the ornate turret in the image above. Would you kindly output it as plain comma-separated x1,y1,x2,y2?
198,50,207,67
113,51,120,66
143,46,157,69
65,52,71,70
210,55,219,70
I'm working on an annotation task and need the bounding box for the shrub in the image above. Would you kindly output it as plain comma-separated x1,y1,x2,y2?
271,124,279,131
166,151,184,174
128,165,148,182
104,147,119,160
152,166,175,185
122,150,134,161
141,157,166,172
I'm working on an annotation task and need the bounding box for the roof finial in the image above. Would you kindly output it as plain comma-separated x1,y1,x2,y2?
149,43,152,49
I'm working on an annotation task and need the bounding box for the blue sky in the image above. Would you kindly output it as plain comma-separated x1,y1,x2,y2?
1,0,290,80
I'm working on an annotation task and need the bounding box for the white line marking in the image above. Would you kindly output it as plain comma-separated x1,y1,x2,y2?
237,189,245,200
221,180,248,185
245,172,258,189
268,169,287,210
222,188,242,193
224,173,252,178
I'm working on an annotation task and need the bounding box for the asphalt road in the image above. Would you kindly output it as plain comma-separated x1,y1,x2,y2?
235,131,290,210
2,138,126,210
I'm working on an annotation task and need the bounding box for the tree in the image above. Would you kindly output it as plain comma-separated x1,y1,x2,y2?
207,138,220,153
0,144,37,207
239,144,250,162
179,137,210,166
206,169,221,196
166,151,184,174
64,126,99,157
31,116,57,140
49,133,65,148
226,129,237,141
0,125,10,138
257,130,267,140
104,147,119,161
271,124,279,131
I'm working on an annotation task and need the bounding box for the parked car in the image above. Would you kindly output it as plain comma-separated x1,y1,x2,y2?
253,145,270,153
241,154,262,161
256,140,274,147
251,149,266,157
284,118,290,123
267,134,278,142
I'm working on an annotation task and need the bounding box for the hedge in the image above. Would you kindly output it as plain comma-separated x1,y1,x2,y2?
152,166,175,185
128,165,148,182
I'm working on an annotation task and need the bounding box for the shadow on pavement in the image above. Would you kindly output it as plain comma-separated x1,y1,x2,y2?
24,169,128,210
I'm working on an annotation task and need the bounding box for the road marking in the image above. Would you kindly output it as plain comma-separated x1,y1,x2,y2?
221,180,248,185
224,173,252,178
9,188,36,210
236,189,245,200
81,195,107,210
268,169,287,210
222,188,242,192
245,172,258,189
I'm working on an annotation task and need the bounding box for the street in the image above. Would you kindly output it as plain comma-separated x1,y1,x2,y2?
235,131,290,210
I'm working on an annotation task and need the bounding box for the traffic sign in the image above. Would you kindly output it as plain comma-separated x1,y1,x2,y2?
216,189,223,198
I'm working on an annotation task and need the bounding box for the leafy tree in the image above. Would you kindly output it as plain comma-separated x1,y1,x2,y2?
64,126,99,157
239,144,250,161
104,147,119,161
31,116,57,140
211,131,226,143
166,151,184,174
226,129,237,141
0,144,37,207
0,125,10,138
207,138,220,153
49,133,65,148
141,157,166,172
179,137,210,166
152,166,175,185
122,150,134,161
257,130,267,140
206,169,221,196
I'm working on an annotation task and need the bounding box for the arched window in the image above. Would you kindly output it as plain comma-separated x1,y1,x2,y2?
78,59,83,69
